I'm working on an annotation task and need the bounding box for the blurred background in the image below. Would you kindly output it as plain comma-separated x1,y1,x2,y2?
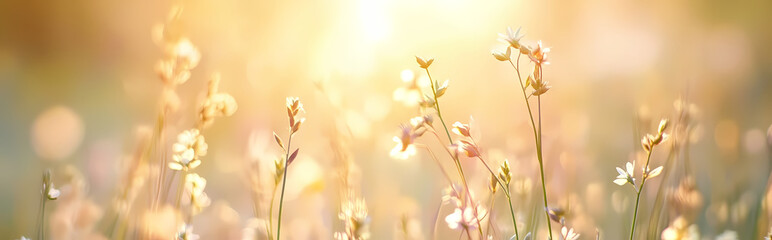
1,0,772,239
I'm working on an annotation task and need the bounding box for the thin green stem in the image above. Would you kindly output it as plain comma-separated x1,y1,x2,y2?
425,69,453,144
268,179,279,240
508,55,552,239
276,134,293,240
426,68,483,238
470,137,519,239
630,150,654,240
38,197,47,240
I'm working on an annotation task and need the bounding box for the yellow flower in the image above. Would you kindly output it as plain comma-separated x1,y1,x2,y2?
415,56,434,69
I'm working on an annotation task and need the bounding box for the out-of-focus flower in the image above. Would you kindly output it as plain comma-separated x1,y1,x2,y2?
335,198,370,240
31,106,84,162
445,205,486,230
47,183,60,200
169,129,207,171
715,230,738,240
390,125,417,160
177,224,200,240
415,56,434,69
442,184,463,207
561,226,580,240
661,217,699,240
184,173,211,215
614,161,636,186
143,205,183,239
393,70,425,107
198,73,238,129
498,27,525,49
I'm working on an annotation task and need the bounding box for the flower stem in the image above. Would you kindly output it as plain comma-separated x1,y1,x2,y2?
426,68,484,238
276,134,293,240
508,55,553,239
630,149,654,240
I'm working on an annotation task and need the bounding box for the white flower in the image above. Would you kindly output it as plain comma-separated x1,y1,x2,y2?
498,27,525,49
561,226,580,240
445,205,486,230
47,183,60,200
177,224,200,240
614,161,635,186
169,129,207,171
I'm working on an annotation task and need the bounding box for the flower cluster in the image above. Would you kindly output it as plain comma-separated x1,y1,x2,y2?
494,27,552,97
642,119,670,152
169,129,208,171
450,120,481,158
183,173,211,216
198,73,238,129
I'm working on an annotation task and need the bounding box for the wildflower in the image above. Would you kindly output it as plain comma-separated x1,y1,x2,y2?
498,27,525,49
498,159,512,185
614,161,636,186
661,217,698,240
547,207,566,224
441,184,463,207
527,41,550,65
177,224,200,240
47,183,60,200
530,65,551,96
184,173,211,215
668,177,704,220
390,125,417,160
445,205,487,230
642,119,670,152
286,97,305,134
457,139,480,158
198,73,238,129
561,226,580,240
492,47,512,61
415,56,434,69
451,121,471,138
643,165,664,180
335,198,371,240
434,79,449,97
169,129,207,171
